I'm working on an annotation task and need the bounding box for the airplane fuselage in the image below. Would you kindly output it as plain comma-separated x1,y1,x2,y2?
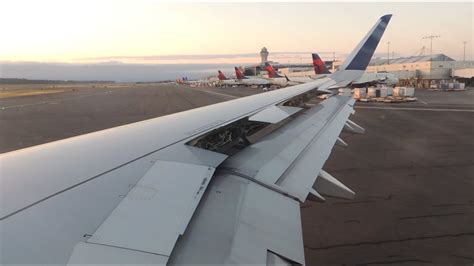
239,77,269,86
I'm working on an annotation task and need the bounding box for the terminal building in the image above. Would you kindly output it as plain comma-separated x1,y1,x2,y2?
244,48,473,87
366,54,474,87
367,54,456,79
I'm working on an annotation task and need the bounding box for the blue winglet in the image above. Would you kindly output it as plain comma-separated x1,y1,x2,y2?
340,14,392,71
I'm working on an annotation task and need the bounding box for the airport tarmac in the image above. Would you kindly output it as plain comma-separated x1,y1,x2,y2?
1,84,473,264
0,84,261,153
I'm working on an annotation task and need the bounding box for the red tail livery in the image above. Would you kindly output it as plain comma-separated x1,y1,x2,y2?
312,53,331,75
234,67,247,80
217,70,227,80
264,62,283,78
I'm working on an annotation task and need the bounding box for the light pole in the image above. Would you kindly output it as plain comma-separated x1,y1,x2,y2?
422,35,440,85
422,35,440,57
387,41,391,65
463,41,467,62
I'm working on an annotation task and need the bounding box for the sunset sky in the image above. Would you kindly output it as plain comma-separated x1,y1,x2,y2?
1,1,472,63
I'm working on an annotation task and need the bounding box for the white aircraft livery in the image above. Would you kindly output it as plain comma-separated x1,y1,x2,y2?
234,67,270,86
311,52,399,86
0,14,392,265
217,70,242,86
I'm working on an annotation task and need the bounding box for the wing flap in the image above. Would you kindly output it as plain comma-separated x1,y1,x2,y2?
222,96,356,202
167,173,305,265
277,98,355,201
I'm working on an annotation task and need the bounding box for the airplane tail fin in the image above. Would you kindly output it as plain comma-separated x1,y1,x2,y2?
312,53,331,75
264,62,283,78
331,14,392,82
234,67,247,80
217,70,227,80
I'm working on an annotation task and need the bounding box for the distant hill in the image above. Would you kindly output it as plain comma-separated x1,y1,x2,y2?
0,78,114,85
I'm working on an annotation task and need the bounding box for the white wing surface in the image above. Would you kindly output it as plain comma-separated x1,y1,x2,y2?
0,14,391,265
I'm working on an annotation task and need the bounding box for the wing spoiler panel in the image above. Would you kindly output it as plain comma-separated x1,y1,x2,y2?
68,158,220,264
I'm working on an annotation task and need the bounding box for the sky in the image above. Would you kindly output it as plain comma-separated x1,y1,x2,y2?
1,1,472,64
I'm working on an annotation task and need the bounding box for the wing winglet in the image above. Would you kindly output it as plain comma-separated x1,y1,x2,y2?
330,14,392,83
339,14,392,71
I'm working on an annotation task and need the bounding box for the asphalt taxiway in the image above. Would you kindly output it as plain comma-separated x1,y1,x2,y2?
0,84,261,153
1,84,472,264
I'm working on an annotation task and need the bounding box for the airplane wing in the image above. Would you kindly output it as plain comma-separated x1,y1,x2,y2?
0,14,391,265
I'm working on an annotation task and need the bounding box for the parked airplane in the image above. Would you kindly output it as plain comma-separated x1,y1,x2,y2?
265,62,314,86
312,53,398,86
217,70,241,86
1,14,392,265
234,66,270,86
176,77,209,86
175,77,191,84
312,53,332,77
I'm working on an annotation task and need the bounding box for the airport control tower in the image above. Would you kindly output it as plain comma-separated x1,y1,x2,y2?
260,47,269,64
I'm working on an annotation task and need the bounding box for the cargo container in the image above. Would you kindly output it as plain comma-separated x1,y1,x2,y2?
393,87,406,97
353,88,366,99
367,87,377,97
404,87,415,96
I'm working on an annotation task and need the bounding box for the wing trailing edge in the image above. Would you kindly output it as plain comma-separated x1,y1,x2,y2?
222,95,360,202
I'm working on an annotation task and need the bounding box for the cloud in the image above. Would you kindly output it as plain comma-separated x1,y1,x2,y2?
73,52,335,64
0,61,238,82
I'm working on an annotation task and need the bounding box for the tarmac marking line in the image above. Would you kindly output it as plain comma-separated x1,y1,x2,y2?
418,99,429,105
190,88,239,99
355,106,474,112
0,90,117,110
397,212,473,220
304,232,474,250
